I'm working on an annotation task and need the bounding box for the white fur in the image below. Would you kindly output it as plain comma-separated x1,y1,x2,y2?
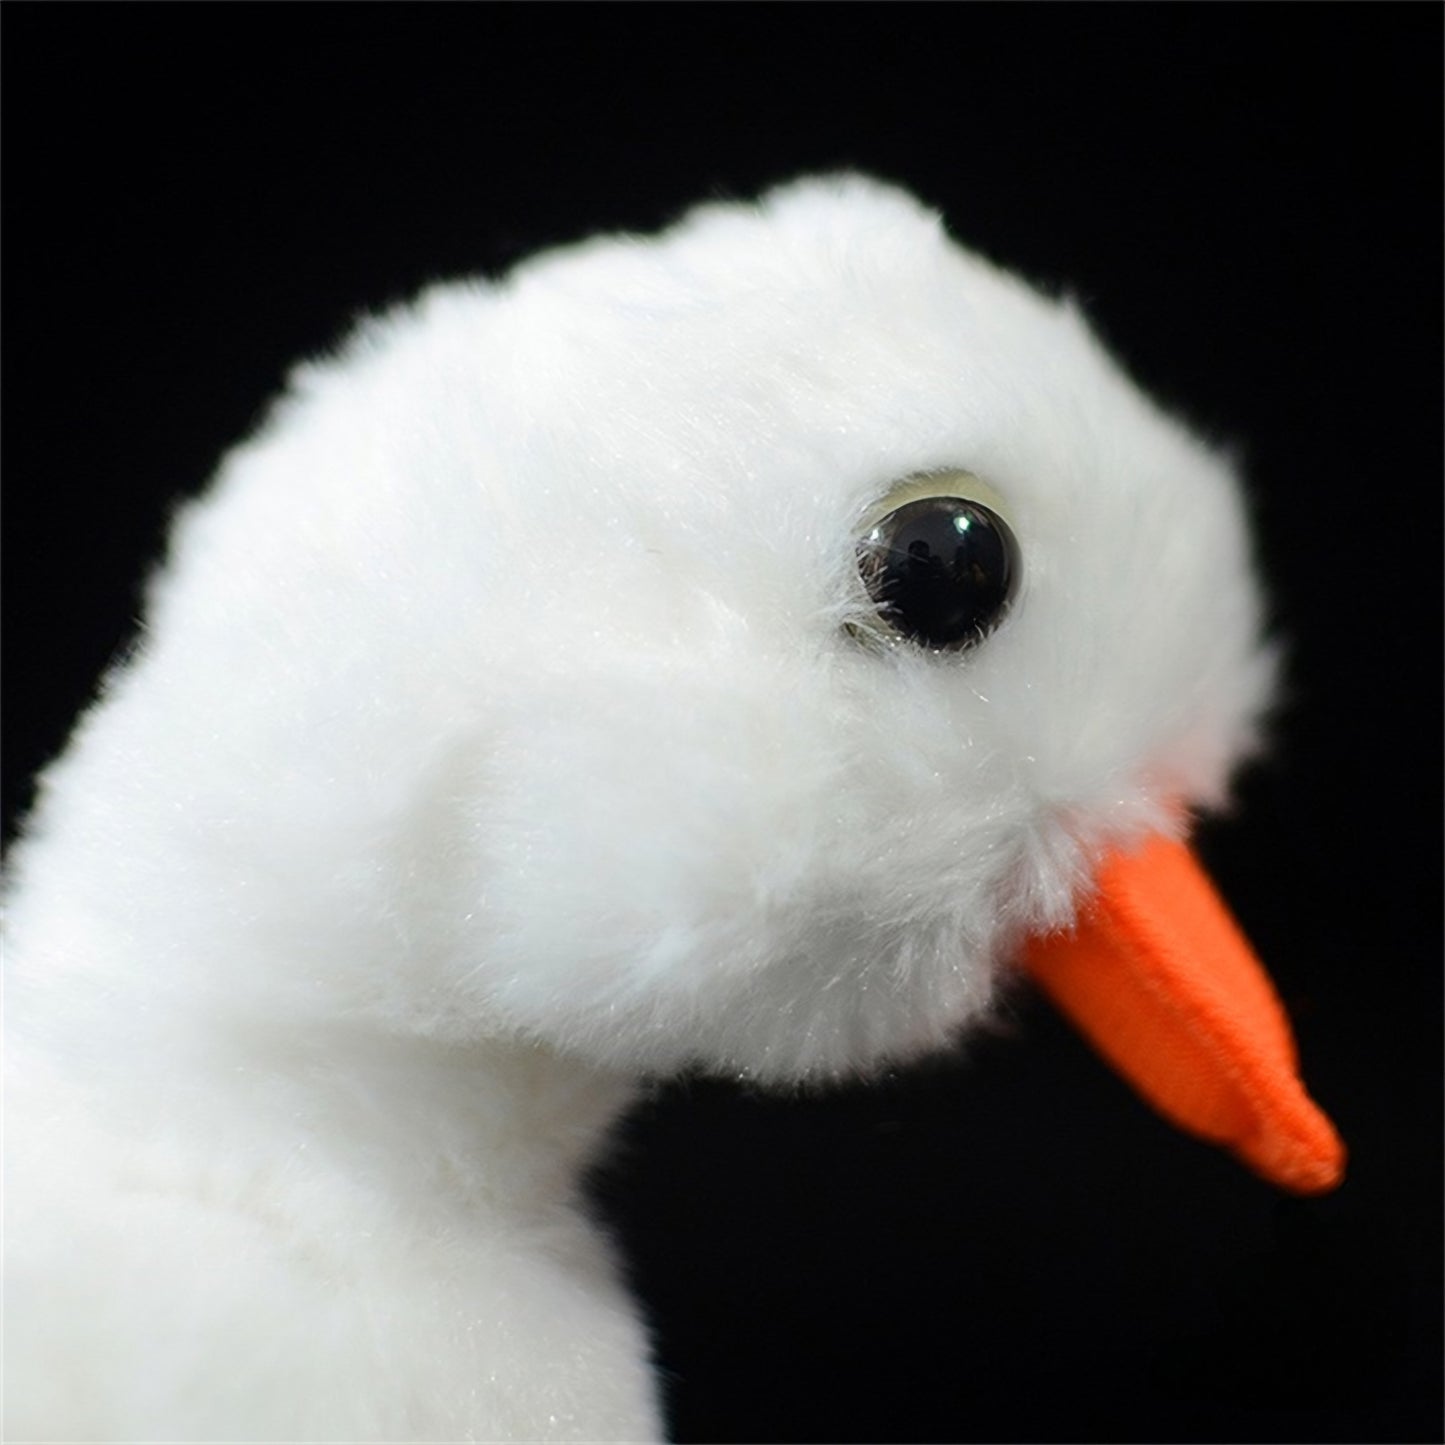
4,175,1274,1441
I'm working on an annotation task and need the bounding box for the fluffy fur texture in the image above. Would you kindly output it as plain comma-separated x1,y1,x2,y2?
5,175,1274,1441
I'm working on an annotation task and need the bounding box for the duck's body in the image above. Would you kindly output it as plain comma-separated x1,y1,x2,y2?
4,177,1336,1441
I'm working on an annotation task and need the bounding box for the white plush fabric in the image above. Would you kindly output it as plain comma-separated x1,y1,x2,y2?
4,175,1274,1441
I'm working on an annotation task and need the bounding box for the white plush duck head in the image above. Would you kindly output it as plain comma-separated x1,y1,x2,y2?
7,174,1347,1443
11,175,1340,1193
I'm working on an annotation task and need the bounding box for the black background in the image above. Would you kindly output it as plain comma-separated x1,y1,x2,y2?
5,9,1440,1444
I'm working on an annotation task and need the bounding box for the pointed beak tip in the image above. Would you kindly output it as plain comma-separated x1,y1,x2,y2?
1248,1110,1348,1196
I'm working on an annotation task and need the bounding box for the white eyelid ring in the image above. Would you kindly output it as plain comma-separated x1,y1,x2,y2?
856,468,1016,536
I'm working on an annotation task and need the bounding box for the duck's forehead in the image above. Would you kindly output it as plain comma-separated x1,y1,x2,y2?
490,206,1187,549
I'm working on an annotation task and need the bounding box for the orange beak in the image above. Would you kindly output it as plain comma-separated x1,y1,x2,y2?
1020,832,1345,1194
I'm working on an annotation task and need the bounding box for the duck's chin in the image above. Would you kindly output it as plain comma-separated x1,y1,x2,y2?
676,995,989,1091
486,915,1004,1090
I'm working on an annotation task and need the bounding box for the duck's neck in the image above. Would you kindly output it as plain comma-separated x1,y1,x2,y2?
10,886,639,1219
235,1023,643,1219
11,808,642,1219
35,989,643,1224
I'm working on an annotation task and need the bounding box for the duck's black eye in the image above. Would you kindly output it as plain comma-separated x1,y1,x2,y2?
857,495,1020,651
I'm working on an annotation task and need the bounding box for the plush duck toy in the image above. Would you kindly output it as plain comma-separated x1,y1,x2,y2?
5,175,1343,1442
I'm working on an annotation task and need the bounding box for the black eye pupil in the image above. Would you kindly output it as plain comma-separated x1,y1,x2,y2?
858,496,1020,651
